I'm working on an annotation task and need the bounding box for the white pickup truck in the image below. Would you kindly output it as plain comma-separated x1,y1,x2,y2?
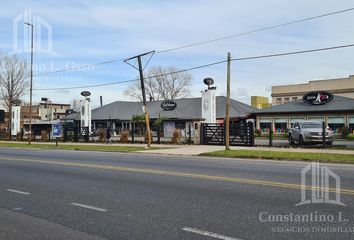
288,121,334,145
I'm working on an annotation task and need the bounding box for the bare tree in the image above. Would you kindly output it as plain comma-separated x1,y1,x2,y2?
124,66,192,101
71,98,81,111
0,53,29,128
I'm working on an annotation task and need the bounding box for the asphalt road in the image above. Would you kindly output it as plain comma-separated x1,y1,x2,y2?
0,147,353,240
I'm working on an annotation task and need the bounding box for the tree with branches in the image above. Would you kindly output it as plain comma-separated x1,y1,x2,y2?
70,98,81,112
124,66,192,101
0,53,29,128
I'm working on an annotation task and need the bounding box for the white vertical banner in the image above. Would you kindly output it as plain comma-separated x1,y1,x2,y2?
202,89,216,123
87,98,91,133
11,106,21,136
80,98,91,133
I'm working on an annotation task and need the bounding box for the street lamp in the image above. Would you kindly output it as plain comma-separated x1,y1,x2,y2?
24,22,34,144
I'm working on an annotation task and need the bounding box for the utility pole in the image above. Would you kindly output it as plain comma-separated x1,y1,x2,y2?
124,51,155,148
9,80,12,140
225,52,231,150
25,22,34,145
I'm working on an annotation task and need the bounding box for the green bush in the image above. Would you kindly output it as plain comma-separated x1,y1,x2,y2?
153,116,167,129
132,114,146,123
346,134,354,140
341,126,350,138
284,132,289,139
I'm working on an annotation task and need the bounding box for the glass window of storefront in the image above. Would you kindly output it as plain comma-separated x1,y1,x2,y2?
274,118,288,134
163,121,175,138
307,117,325,122
348,117,354,134
327,117,345,134
259,118,271,133
290,117,306,128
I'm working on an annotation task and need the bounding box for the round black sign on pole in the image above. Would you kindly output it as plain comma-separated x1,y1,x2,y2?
81,91,91,97
203,77,214,89
302,91,333,105
11,99,21,105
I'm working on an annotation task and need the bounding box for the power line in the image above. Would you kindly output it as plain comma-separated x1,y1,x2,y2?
33,60,227,91
33,43,354,91
156,7,354,54
34,7,354,77
232,43,354,61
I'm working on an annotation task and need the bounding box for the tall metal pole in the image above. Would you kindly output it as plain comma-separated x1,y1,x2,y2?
25,22,34,145
9,80,12,140
137,56,152,148
225,52,231,150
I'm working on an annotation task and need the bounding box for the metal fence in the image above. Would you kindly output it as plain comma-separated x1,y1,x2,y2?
201,121,254,146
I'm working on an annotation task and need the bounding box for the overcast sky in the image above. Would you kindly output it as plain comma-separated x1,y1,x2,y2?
1,0,354,108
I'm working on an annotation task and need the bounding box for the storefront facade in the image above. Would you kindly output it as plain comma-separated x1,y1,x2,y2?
256,94,354,135
88,95,255,138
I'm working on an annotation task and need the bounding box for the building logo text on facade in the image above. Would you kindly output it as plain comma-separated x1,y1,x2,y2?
302,91,333,105
161,100,177,111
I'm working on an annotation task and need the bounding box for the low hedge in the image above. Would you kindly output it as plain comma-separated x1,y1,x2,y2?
346,134,354,140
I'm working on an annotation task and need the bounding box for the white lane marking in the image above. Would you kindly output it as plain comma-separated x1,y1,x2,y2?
71,203,107,212
182,227,241,240
6,189,30,195
13,207,23,211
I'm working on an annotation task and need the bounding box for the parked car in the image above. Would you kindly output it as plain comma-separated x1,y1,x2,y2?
288,121,334,145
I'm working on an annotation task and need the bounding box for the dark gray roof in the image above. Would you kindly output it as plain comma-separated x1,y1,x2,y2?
91,96,255,121
92,101,143,121
65,112,80,121
257,95,354,114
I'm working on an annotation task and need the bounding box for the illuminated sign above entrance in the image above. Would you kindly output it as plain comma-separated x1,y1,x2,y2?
302,91,333,105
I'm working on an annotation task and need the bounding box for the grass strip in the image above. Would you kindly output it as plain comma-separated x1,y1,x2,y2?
201,150,354,163
0,142,146,153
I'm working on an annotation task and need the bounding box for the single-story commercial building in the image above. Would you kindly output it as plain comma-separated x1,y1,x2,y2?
255,94,354,135
66,86,354,140
65,83,256,142
90,96,255,138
